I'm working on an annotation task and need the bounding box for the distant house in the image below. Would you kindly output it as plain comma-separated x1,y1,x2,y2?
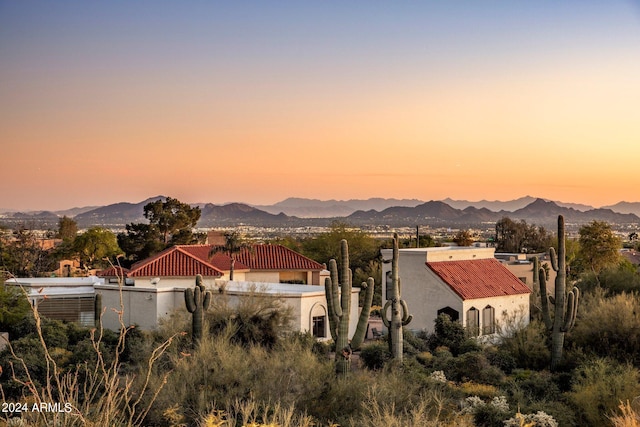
380,246,531,336
4,244,336,333
621,248,640,272
495,252,556,295
98,244,326,287
53,243,326,331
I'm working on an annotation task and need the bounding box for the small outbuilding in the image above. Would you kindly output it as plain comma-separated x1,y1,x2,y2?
380,246,531,336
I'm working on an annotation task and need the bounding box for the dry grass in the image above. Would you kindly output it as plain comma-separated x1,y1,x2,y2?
0,263,180,427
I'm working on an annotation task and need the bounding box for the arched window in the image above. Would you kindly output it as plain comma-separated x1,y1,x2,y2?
466,307,480,337
482,305,496,335
310,303,327,338
437,306,460,322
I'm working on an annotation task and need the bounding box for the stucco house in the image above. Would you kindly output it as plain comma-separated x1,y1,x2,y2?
5,244,336,334
98,243,326,287
380,246,531,336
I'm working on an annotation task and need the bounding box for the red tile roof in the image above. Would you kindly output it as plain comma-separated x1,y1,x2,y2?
232,244,325,271
183,244,324,271
180,245,250,271
427,258,531,300
100,246,224,278
97,265,130,277
98,244,323,279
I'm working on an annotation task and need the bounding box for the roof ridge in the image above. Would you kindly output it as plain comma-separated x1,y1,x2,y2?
128,245,224,276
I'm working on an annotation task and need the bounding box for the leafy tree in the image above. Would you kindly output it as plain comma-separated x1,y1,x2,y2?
56,216,78,242
576,260,640,295
301,221,380,273
577,220,621,280
0,285,31,333
495,217,551,253
118,197,202,263
143,197,201,245
117,223,165,265
453,229,474,246
0,227,55,277
73,227,121,269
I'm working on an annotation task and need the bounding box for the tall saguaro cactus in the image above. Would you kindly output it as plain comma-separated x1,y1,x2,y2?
382,233,413,361
184,274,212,345
539,215,580,370
324,239,375,375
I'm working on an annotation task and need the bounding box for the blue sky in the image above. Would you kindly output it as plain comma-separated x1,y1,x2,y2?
2,1,640,210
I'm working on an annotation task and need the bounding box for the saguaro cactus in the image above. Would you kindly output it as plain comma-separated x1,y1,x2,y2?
382,233,412,361
324,239,375,375
184,274,212,345
539,215,580,370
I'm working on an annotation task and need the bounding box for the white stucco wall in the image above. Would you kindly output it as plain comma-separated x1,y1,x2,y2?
381,247,530,334
95,280,360,338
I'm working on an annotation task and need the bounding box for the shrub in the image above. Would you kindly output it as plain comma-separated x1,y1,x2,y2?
0,281,180,427
509,369,560,402
353,388,474,427
610,400,640,427
151,328,334,426
569,290,640,365
436,352,505,386
568,357,640,427
458,382,500,399
207,286,294,348
485,346,516,374
497,319,550,370
460,395,512,427
360,342,391,370
504,411,558,427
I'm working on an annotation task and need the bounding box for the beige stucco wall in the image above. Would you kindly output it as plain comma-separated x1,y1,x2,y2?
461,294,530,335
244,271,281,283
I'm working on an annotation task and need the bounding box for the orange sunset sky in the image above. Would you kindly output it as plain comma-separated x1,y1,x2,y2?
1,1,640,211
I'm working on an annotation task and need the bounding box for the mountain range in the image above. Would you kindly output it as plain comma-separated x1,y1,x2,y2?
2,196,640,230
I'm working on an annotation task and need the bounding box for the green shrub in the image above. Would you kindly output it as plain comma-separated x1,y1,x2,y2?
360,342,391,370
497,319,550,370
435,352,505,386
569,290,640,365
509,369,560,402
207,288,294,348
568,357,640,426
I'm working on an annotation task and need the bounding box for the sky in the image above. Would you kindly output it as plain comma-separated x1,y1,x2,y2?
1,1,640,211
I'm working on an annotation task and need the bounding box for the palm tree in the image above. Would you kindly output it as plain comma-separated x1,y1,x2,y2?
209,231,250,280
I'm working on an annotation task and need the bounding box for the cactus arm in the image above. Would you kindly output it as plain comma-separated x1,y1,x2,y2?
381,300,391,328
550,247,559,272
185,288,196,313
203,291,212,311
400,299,413,326
562,290,576,332
562,287,580,332
329,259,342,318
324,276,339,341
351,278,375,350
